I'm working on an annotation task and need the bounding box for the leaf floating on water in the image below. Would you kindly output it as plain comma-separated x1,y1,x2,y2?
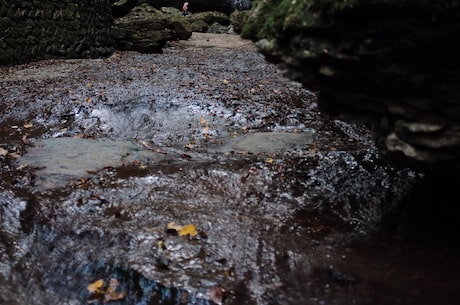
87,279,104,294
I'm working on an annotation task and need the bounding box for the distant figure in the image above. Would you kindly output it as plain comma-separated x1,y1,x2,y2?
182,2,189,16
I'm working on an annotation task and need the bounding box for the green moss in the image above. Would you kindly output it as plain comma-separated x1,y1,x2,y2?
242,0,318,39
242,0,367,40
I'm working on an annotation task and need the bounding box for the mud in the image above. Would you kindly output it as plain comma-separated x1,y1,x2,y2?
0,33,459,305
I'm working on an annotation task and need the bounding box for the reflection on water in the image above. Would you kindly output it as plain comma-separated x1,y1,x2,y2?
19,137,167,190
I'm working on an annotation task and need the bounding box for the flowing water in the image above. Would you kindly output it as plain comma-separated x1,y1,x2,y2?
0,34,459,305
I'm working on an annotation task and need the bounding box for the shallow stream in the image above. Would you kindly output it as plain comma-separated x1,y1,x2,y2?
0,33,458,305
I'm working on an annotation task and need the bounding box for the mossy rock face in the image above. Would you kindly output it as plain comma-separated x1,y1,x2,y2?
112,3,193,53
187,11,231,27
229,9,250,34
243,0,460,170
0,0,114,65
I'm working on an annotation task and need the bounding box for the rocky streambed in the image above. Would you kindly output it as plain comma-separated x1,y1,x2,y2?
0,33,458,305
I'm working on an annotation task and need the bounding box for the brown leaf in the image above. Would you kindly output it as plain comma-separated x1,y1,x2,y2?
0,147,7,156
7,152,21,159
103,278,126,302
209,286,225,305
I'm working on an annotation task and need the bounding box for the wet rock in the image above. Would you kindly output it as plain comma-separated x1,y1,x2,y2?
186,11,231,33
2,34,456,305
111,3,192,53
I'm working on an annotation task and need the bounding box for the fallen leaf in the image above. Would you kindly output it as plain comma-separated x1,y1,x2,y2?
16,164,28,170
23,122,33,129
104,278,126,302
199,117,207,126
184,141,196,149
87,279,104,294
86,97,92,103
167,222,183,232
167,222,198,237
0,147,7,156
139,140,167,154
209,286,226,305
7,152,21,159
179,224,198,237
265,158,274,164
156,238,166,250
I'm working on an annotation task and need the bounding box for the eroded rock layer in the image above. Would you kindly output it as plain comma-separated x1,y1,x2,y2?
242,0,460,172
0,0,114,65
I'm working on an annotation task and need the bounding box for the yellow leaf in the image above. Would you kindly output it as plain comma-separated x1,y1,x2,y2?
87,279,104,293
265,158,274,164
179,224,198,237
167,222,183,232
86,97,92,103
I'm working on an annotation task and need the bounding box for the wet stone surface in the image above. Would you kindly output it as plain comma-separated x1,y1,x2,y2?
0,33,459,305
